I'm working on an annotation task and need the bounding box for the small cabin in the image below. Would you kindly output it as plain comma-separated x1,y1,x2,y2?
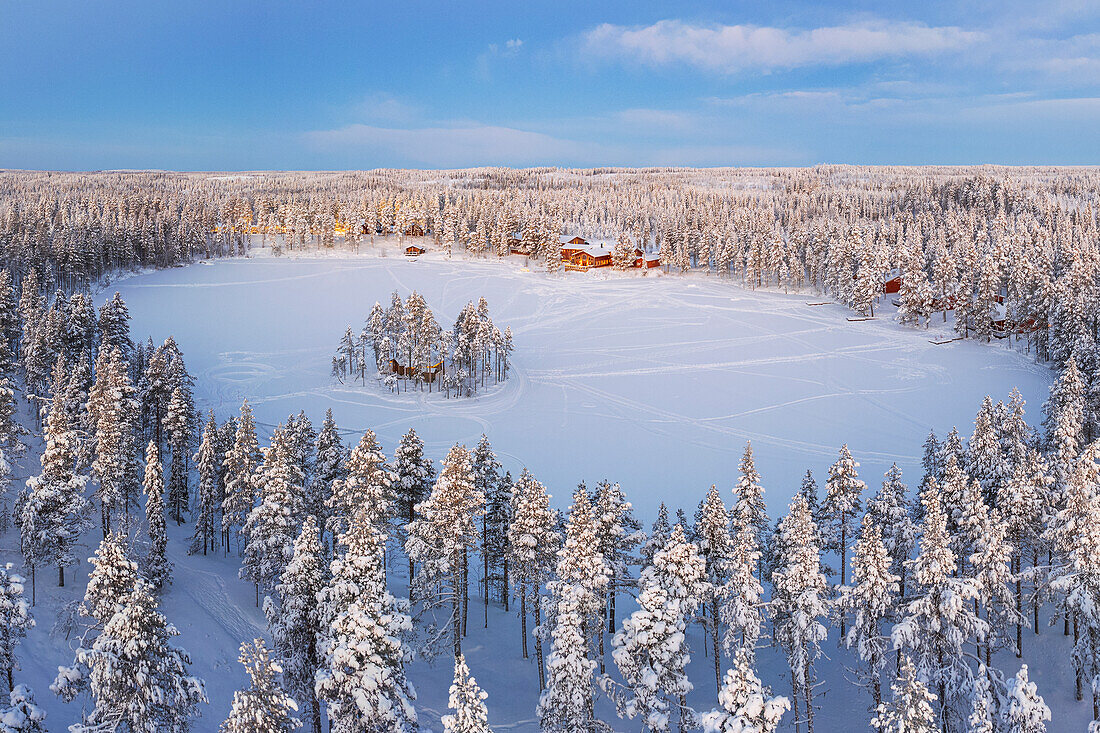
636,254,661,269
404,222,425,237
405,244,426,257
566,236,587,246
882,268,902,294
389,359,443,383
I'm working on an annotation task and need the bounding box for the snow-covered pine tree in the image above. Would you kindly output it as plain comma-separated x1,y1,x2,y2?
17,381,91,599
309,409,345,543
441,654,491,733
970,508,1019,665
96,292,133,360
641,502,671,567
999,449,1050,650
69,579,206,732
891,480,987,729
406,443,483,658
506,468,558,667
733,442,770,557
722,508,765,664
163,385,194,524
1043,356,1085,493
141,441,171,589
838,512,899,708
0,564,33,693
392,426,432,595
1046,441,1100,710
872,655,938,733
190,413,221,555
1002,665,1050,733
866,464,916,599
327,429,392,550
968,666,996,733
315,502,417,733
220,639,301,733
88,346,138,536
472,434,503,626
266,516,327,733
610,523,710,732
969,396,1007,504
222,399,261,554
592,479,642,672
537,486,610,733
770,493,829,733
241,425,305,603
822,443,867,635
700,649,789,733
484,469,513,611
697,485,733,693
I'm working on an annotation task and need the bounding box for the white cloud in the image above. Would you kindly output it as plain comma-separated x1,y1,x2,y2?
304,123,597,167
584,19,983,72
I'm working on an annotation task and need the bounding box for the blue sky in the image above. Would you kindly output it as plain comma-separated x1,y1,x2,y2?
2,0,1099,169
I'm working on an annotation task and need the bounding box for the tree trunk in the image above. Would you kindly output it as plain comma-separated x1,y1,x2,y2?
535,600,545,691
790,668,802,733
804,661,815,733
310,694,321,733
712,598,721,695
453,574,462,659
58,564,64,587
502,556,509,612
520,585,528,659
29,566,35,606
462,550,469,638
484,546,489,629
1075,615,1083,701
1015,556,1023,657
839,519,847,637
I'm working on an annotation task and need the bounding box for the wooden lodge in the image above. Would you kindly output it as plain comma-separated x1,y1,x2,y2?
882,268,902,294
563,243,613,271
405,244,426,257
404,222,425,237
389,358,443,382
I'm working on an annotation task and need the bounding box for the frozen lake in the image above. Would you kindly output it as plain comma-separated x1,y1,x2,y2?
107,251,1053,520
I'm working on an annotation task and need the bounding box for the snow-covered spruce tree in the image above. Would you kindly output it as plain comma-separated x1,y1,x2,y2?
190,413,222,555
506,468,558,667
998,449,1050,648
241,425,305,603
472,434,503,627
969,396,1007,504
69,579,206,733
266,516,327,733
17,382,91,599
0,564,33,693
220,639,301,733
872,655,938,733
1002,665,1050,733
52,533,140,705
222,399,261,554
1046,442,1100,710
88,346,138,536
315,503,417,733
968,666,996,733
697,485,733,693
970,508,1019,665
406,443,483,659
866,464,916,599
141,441,171,590
593,479,642,672
163,385,194,525
733,442,770,558
537,486,610,733
722,503,765,663
641,502,672,567
441,654,491,733
327,429,392,551
822,443,867,635
1043,356,1085,493
610,523,710,732
392,426,433,595
0,684,47,733
891,480,987,729
770,494,828,733
484,469,513,612
309,408,346,544
97,292,133,360
700,649,789,733
838,512,899,709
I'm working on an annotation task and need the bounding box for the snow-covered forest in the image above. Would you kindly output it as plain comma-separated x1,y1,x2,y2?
0,166,1098,731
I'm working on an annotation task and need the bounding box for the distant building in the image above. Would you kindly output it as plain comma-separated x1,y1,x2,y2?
405,244,426,257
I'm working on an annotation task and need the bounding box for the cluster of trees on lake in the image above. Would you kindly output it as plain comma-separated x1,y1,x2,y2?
332,291,514,398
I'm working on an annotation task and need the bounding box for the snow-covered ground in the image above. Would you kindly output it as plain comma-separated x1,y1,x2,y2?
4,247,1076,732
